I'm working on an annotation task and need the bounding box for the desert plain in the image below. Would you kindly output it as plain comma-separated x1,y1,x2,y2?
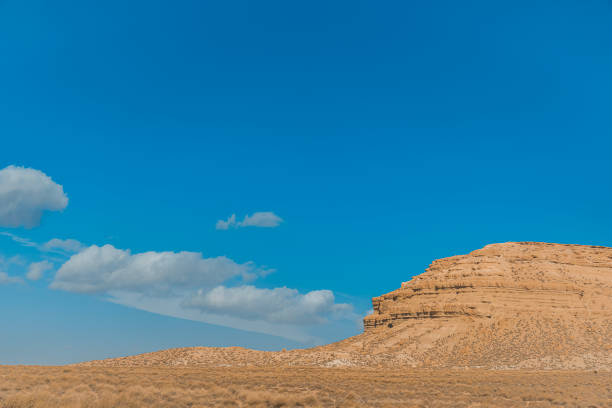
1,242,610,407
0,366,609,407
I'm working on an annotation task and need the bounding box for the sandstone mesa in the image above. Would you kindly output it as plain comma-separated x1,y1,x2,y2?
80,242,612,370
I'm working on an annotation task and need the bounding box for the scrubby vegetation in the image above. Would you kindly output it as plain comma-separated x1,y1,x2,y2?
0,366,609,407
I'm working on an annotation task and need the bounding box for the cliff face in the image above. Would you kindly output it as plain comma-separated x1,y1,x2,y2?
335,242,612,368
364,242,610,330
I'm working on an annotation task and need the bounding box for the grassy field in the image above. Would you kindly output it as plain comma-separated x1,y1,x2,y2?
0,366,609,407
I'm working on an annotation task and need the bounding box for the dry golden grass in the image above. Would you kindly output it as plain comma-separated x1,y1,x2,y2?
0,366,609,407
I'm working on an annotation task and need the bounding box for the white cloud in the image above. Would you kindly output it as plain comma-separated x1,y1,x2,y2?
216,212,283,230
42,238,84,253
50,243,357,343
240,212,283,228
215,214,236,230
50,244,255,295
26,260,53,281
0,271,22,285
0,165,68,228
108,287,357,344
106,292,319,343
185,285,353,325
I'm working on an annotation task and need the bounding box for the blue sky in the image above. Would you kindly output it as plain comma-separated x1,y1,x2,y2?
1,0,612,364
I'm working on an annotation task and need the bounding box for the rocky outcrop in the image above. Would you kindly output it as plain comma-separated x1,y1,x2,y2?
363,242,609,330
331,242,612,369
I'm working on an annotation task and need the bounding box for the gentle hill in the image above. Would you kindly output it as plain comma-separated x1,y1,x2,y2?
79,242,612,370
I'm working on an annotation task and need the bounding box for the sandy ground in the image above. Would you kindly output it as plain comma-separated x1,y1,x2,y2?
0,366,610,407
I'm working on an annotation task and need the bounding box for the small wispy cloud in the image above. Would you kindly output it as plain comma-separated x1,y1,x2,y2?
0,232,38,248
216,214,237,230
42,238,84,253
1,232,83,254
26,260,54,281
0,272,22,284
240,212,283,228
216,212,283,230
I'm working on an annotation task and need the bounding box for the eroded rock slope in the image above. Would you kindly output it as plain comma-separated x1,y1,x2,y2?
326,242,611,369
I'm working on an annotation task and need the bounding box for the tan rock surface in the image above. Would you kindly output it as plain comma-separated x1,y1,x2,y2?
79,242,612,370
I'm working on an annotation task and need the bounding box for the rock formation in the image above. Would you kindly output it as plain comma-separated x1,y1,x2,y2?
363,242,607,330
327,242,612,369
79,242,612,370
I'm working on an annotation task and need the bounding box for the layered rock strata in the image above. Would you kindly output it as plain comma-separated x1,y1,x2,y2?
332,242,612,368
363,242,608,330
